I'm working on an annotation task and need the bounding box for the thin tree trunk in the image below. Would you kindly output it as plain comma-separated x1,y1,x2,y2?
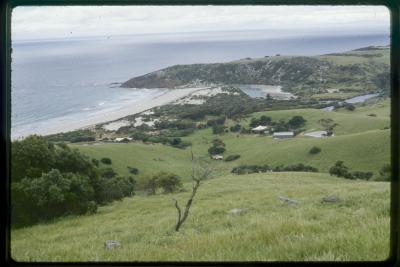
174,179,200,231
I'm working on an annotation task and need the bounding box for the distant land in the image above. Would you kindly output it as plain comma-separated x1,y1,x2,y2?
121,45,390,97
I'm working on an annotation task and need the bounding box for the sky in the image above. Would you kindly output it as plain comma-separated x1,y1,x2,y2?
12,5,390,41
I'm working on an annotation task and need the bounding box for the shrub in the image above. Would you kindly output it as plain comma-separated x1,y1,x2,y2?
376,163,391,181
127,166,139,175
224,154,241,162
208,145,225,155
309,146,321,155
154,172,183,194
100,167,117,179
351,171,373,180
207,117,226,127
344,103,356,111
231,163,318,175
249,115,272,127
97,176,136,203
100,157,112,165
136,172,182,194
212,125,225,134
11,169,96,227
10,135,136,227
231,164,270,174
91,158,99,167
208,139,226,155
230,124,241,132
136,175,159,195
170,140,192,149
329,161,352,179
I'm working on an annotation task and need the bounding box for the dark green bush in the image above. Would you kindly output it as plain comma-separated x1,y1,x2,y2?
230,124,241,132
155,172,183,194
100,157,112,165
100,167,117,179
329,161,352,179
11,169,96,227
224,154,241,162
231,163,318,175
212,125,225,134
351,171,373,180
127,166,139,175
309,146,321,154
376,163,391,181
11,135,136,227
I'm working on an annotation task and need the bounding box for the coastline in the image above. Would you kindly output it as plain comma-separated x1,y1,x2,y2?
12,87,205,140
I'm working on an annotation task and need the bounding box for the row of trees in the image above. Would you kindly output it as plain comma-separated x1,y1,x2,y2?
11,135,136,227
329,160,390,181
231,163,318,175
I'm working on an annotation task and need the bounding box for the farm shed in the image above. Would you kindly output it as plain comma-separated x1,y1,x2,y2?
273,131,294,139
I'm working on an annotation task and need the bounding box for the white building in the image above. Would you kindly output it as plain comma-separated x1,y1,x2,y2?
273,131,294,139
212,155,224,160
304,130,329,138
114,137,133,142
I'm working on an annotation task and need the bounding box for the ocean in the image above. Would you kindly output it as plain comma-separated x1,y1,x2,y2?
11,31,389,139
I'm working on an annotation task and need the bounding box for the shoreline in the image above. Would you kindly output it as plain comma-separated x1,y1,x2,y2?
11,87,205,140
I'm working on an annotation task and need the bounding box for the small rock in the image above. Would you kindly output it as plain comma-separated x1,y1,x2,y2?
321,195,340,203
104,240,122,250
228,208,249,215
277,195,300,205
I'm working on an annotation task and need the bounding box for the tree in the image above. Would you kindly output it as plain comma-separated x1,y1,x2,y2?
155,172,183,193
329,160,349,177
208,139,226,155
11,135,56,182
138,175,159,195
173,149,213,231
212,138,226,148
259,115,272,125
318,118,338,135
288,116,306,129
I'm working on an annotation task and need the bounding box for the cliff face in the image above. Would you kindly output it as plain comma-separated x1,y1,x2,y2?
121,46,390,95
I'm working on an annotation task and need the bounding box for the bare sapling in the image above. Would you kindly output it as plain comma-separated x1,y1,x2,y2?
173,148,213,232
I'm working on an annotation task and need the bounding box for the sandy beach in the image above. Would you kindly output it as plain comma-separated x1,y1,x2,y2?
14,87,204,139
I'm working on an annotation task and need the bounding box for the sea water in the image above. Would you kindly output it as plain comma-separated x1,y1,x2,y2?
11,31,389,139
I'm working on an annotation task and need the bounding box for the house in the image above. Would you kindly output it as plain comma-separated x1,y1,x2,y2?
273,131,294,139
251,125,268,134
212,155,224,160
114,137,133,142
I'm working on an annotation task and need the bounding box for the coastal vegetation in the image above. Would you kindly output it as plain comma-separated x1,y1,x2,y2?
121,46,390,97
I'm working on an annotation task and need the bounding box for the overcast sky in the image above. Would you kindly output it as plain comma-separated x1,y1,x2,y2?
12,5,390,41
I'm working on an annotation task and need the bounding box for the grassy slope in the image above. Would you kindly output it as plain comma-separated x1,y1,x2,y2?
73,100,390,179
11,172,390,261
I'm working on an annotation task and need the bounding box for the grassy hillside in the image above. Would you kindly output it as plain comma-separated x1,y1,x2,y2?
121,46,389,96
72,101,390,179
11,172,390,261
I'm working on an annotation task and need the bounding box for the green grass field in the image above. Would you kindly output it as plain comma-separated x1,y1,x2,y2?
71,100,390,179
11,172,390,261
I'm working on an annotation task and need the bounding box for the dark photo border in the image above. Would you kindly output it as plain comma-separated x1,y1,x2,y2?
1,0,399,266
